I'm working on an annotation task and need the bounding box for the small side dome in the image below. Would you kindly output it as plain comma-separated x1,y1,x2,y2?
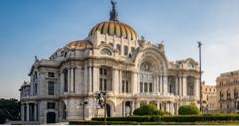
88,21,138,40
66,40,93,50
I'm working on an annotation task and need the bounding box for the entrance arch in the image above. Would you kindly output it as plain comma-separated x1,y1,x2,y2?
46,112,56,123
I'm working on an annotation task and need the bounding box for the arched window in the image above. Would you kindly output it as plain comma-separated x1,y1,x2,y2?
187,76,195,96
101,48,112,56
139,62,154,93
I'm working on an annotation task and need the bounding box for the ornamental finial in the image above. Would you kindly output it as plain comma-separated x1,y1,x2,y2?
109,0,118,21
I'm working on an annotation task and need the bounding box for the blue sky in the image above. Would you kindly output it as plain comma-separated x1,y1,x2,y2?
1,0,239,98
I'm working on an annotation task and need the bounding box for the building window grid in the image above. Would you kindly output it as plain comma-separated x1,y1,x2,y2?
48,81,55,95
187,76,195,96
122,71,131,93
99,67,112,91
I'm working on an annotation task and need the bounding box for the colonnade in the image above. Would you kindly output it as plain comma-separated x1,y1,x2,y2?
21,102,38,122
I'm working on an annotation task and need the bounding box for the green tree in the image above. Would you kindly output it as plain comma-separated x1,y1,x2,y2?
178,103,200,115
0,98,20,124
133,104,166,116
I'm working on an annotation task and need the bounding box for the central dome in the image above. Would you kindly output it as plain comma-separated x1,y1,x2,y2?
88,0,138,41
89,21,138,40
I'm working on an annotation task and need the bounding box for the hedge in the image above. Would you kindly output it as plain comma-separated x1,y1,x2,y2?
133,104,166,116
178,104,200,115
92,114,239,122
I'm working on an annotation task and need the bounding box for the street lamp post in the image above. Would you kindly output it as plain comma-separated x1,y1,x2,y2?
197,41,202,112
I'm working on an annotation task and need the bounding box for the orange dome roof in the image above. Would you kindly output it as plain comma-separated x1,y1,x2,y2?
66,40,93,50
88,21,138,40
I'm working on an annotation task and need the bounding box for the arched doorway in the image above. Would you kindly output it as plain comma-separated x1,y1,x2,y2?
106,104,111,117
47,112,56,123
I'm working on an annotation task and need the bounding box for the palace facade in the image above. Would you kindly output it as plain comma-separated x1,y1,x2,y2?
19,1,200,124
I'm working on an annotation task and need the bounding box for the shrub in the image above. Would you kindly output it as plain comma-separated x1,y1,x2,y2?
133,104,165,116
178,103,200,115
92,114,239,123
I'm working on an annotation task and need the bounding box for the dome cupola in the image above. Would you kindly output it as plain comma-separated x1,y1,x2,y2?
88,0,138,40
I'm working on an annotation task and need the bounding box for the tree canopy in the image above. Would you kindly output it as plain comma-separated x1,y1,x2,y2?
0,98,20,124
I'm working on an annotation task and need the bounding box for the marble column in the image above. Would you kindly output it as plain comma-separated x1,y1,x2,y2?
67,68,71,93
34,103,37,121
171,103,174,115
131,101,135,115
175,103,178,115
132,72,138,94
70,68,74,93
93,66,99,92
26,103,29,121
119,70,122,94
157,101,160,110
166,102,170,112
178,76,182,96
84,65,88,94
60,72,64,94
122,101,125,117
159,75,163,94
88,66,92,93
175,76,178,95
154,76,158,93
163,75,168,95
182,76,187,96
112,69,119,94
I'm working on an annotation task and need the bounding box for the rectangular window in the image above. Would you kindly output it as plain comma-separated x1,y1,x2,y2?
34,83,37,95
64,69,68,92
117,44,121,54
126,81,129,93
47,102,55,109
140,82,143,93
48,72,55,77
104,79,107,91
124,46,128,56
149,83,153,92
48,81,55,95
144,83,148,92
122,80,125,92
100,78,103,91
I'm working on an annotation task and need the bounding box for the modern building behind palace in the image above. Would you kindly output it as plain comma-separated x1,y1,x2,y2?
19,1,201,124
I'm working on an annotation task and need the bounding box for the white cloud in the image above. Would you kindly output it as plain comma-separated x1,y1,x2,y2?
203,32,239,85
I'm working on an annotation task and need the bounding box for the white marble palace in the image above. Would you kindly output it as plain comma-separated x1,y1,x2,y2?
19,1,200,124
